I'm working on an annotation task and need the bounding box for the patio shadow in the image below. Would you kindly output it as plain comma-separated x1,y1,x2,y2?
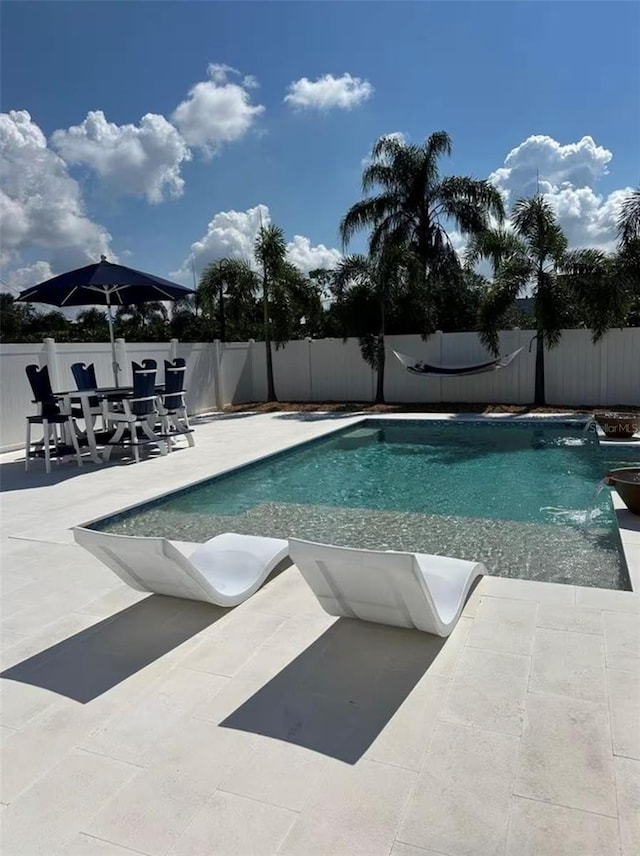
1,594,226,703
220,617,447,764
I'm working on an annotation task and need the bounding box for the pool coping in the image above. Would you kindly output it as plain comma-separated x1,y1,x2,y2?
77,411,640,594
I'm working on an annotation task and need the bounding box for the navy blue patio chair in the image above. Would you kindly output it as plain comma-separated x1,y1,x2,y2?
102,368,167,463
131,359,157,374
25,365,83,473
157,359,195,449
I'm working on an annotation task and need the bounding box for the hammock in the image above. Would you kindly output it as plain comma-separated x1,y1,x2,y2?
393,346,524,378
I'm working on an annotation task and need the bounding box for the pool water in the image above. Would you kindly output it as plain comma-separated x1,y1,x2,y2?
95,419,638,590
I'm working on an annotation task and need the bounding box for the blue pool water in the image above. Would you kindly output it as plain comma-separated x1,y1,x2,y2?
95,419,638,589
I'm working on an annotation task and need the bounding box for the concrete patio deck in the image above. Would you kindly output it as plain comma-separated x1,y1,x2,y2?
1,412,639,856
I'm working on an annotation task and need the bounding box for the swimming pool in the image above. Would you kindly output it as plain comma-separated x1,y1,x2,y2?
92,419,638,590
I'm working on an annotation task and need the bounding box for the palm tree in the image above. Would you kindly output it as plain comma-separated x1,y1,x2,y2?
76,308,110,340
339,131,505,307
471,195,568,405
562,246,639,339
116,301,168,334
616,187,640,313
198,258,258,341
254,225,288,402
331,246,417,403
617,187,640,249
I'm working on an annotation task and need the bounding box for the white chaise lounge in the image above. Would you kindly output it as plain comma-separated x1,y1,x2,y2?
74,528,289,607
288,538,485,637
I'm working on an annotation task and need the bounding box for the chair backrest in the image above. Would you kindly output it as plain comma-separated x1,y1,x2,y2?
288,538,438,632
130,368,157,417
25,364,60,418
71,362,97,390
71,362,99,408
163,360,187,411
131,359,157,374
73,527,213,601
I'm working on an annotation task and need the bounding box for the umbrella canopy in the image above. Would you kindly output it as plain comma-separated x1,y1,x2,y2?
17,256,193,307
17,256,194,386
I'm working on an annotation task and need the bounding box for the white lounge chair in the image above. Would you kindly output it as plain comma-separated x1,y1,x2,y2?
288,539,485,637
74,528,289,607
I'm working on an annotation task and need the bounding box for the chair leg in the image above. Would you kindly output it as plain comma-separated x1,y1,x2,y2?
130,424,140,464
68,419,83,468
25,421,31,472
102,423,126,462
54,424,63,466
181,411,195,447
140,418,167,456
43,420,51,474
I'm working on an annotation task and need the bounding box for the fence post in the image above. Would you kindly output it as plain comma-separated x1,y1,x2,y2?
115,338,128,386
43,337,61,391
169,338,179,362
306,337,313,402
248,339,255,402
213,339,223,410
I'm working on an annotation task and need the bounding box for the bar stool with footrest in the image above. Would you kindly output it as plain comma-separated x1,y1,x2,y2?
102,368,168,463
25,364,83,474
157,359,195,450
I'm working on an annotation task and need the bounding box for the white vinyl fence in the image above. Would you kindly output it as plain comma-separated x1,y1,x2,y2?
1,329,638,451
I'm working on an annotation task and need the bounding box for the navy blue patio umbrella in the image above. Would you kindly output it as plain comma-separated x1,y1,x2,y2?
17,255,194,386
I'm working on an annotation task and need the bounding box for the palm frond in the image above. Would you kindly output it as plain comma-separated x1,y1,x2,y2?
339,193,400,248
617,187,640,248
438,176,506,224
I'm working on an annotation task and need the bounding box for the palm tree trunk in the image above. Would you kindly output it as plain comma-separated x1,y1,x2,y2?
534,330,545,406
219,281,226,342
375,300,385,404
263,279,277,402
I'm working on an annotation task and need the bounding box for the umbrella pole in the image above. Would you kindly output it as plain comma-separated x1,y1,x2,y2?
106,294,119,387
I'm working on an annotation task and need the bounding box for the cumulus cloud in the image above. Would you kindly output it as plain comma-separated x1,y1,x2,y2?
2,261,54,293
172,63,264,155
285,73,373,111
489,134,629,250
51,110,191,203
0,110,113,280
171,204,341,282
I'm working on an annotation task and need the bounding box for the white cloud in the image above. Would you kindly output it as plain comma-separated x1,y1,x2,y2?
2,261,54,293
172,64,264,155
489,134,629,250
171,204,341,282
285,73,373,111
285,235,342,274
0,110,113,280
51,110,191,203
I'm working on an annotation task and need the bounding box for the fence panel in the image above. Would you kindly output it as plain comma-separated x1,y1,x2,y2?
546,329,640,406
53,342,120,391
2,330,638,451
310,338,374,401
0,343,48,450
271,340,311,401
174,342,218,414
219,342,253,405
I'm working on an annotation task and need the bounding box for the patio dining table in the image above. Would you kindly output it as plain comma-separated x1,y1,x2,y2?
55,384,165,463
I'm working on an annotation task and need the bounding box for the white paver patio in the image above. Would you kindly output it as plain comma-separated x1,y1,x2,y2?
1,412,638,855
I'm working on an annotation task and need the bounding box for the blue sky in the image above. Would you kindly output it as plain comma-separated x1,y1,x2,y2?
1,0,639,293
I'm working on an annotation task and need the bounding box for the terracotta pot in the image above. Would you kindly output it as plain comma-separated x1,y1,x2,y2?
605,467,640,515
595,412,640,440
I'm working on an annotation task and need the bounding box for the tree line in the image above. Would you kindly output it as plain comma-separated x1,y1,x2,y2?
2,131,639,405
